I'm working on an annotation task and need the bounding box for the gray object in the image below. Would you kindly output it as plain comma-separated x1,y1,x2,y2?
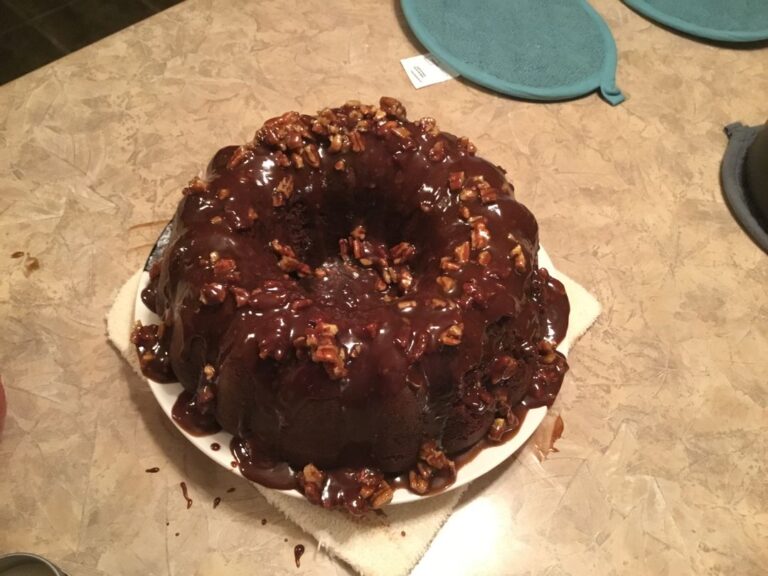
0,554,67,576
721,123,768,253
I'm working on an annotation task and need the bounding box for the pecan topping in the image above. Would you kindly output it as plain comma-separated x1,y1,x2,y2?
457,136,477,156
230,286,249,307
510,244,526,273
538,340,557,364
227,145,249,170
255,111,313,152
270,239,311,277
490,355,519,384
448,171,465,191
350,225,366,240
275,151,291,167
441,256,460,272
334,159,346,171
303,463,324,485
306,322,347,379
304,143,321,168
397,300,417,310
369,482,394,509
390,126,412,141
439,323,463,346
480,185,498,204
349,131,365,153
273,175,294,207
428,140,446,162
213,258,238,280
419,440,454,471
487,418,507,442
477,250,492,266
416,116,439,135
290,298,313,311
298,464,326,505
397,268,414,292
184,176,207,195
471,220,491,250
454,241,470,264
390,242,416,264
436,275,456,294
217,188,230,200
408,470,429,495
200,282,226,305
379,96,407,119
329,134,343,153
406,440,457,495
277,256,311,277
202,364,216,381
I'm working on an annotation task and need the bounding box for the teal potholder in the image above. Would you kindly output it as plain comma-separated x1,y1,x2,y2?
623,0,768,43
400,0,624,105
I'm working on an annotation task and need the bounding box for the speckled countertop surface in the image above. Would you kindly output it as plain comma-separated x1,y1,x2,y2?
0,0,766,574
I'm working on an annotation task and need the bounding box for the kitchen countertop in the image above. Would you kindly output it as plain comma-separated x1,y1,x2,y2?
0,0,766,574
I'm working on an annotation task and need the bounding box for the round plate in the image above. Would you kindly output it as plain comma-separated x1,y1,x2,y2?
135,224,556,505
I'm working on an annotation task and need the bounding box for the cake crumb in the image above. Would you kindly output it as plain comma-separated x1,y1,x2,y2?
22,254,40,276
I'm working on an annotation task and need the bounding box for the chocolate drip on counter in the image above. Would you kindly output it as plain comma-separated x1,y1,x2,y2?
134,98,570,513
294,544,305,568
179,481,193,509
145,467,160,473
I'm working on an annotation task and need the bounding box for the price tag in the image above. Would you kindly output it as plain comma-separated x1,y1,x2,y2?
400,54,458,89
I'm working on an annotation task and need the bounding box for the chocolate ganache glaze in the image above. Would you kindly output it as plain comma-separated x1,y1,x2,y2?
132,97,570,513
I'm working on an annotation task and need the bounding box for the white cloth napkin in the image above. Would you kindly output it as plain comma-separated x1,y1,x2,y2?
107,249,600,576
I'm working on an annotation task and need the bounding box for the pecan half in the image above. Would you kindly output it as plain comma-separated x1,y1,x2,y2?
436,275,456,294
273,175,294,207
510,244,526,273
439,323,463,346
454,241,470,264
379,96,407,119
390,242,416,264
448,171,465,191
306,322,347,379
471,220,491,250
428,140,446,163
227,145,249,170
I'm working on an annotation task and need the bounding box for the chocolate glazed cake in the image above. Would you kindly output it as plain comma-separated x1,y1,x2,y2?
133,97,570,513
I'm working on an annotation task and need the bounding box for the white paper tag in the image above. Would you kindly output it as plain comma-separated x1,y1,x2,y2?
400,54,458,89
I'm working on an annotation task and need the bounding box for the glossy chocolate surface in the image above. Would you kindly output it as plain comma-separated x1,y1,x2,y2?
134,98,569,512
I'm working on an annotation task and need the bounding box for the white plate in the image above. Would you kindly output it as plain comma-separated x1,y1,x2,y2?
134,246,561,505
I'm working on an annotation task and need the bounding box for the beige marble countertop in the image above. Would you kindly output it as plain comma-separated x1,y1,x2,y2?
1,0,766,574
